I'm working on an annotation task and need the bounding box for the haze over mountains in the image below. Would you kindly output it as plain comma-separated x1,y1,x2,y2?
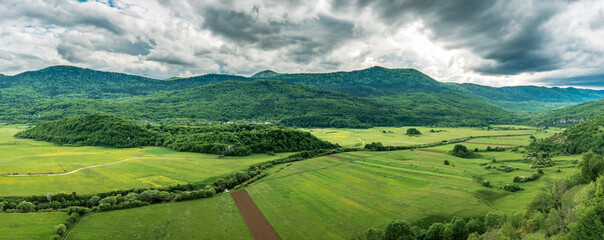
0,65,603,127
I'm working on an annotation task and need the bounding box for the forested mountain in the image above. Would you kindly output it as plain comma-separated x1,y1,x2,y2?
528,116,604,155
530,99,604,127
16,114,337,155
0,66,250,101
447,83,604,111
2,65,603,127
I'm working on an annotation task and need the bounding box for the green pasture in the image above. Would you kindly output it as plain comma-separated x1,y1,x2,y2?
0,212,67,240
67,194,251,240
0,125,289,196
306,126,561,147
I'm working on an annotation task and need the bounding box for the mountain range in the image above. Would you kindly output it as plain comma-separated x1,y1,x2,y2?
0,65,602,127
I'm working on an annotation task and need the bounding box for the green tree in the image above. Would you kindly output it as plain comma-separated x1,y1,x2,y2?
581,151,604,182
425,223,445,240
55,224,66,236
406,128,421,135
381,220,416,240
16,201,35,213
446,217,468,240
467,217,485,234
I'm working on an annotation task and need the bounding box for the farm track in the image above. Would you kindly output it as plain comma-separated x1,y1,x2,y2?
2,157,148,177
326,155,354,161
416,149,446,153
231,190,280,240
462,142,517,147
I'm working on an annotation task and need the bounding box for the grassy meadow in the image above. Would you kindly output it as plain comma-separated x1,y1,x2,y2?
0,125,290,196
306,125,562,147
67,143,578,239
66,194,251,240
0,212,67,240
1,124,578,239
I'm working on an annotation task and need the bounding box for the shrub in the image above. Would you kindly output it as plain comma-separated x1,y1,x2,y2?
382,220,415,240
55,224,66,236
16,201,35,213
444,160,450,165
406,128,421,135
482,180,492,188
449,145,479,158
49,235,61,240
503,184,523,192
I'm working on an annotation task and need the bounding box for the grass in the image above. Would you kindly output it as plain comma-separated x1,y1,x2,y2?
1,124,576,239
0,212,67,240
306,126,562,148
243,148,577,239
0,125,290,196
67,194,251,240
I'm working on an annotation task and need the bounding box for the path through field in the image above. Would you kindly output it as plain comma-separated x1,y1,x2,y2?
231,190,280,240
462,142,517,147
416,149,446,153
2,157,146,177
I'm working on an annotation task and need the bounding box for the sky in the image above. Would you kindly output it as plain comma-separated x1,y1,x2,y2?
0,0,603,88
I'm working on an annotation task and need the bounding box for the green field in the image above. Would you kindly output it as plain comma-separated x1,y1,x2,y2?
306,126,561,147
0,212,67,240
1,124,579,239
67,144,577,239
0,125,290,196
67,194,251,239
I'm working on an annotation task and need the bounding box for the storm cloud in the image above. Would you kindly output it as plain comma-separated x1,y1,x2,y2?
0,0,602,87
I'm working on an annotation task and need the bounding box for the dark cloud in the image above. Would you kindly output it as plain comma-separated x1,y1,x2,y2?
337,0,567,75
200,6,355,63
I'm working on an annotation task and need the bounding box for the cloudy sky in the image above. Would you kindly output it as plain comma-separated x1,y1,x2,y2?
1,0,603,88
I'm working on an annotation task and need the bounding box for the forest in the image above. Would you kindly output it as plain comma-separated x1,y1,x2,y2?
15,114,338,156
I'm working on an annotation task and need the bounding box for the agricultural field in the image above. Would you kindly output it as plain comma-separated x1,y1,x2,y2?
0,124,290,196
306,125,562,147
0,212,67,240
66,137,578,239
67,194,251,240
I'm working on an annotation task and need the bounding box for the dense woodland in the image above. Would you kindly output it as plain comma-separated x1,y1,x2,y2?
15,114,337,156
528,116,604,155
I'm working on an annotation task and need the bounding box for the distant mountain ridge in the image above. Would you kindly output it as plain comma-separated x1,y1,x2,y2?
1,65,603,127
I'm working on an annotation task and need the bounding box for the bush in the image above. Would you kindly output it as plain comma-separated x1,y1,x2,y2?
481,180,492,188
503,184,523,192
382,220,415,240
16,201,35,213
449,145,479,158
55,224,66,236
444,160,450,165
406,128,422,135
49,235,61,240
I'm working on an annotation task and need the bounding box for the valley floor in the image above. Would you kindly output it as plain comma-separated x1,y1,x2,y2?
0,124,577,239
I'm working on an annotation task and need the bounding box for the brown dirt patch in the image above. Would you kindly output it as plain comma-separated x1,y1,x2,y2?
325,155,354,161
231,190,281,240
416,149,446,153
462,142,517,147
340,153,367,158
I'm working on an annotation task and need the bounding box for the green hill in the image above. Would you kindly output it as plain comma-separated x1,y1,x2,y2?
15,114,159,147
252,66,513,126
0,66,250,102
528,116,604,155
530,99,604,127
447,83,604,111
16,114,337,155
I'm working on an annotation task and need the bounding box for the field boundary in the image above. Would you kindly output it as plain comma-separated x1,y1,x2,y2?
231,190,280,240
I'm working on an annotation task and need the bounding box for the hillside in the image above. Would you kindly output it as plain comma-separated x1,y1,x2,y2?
252,66,513,126
16,114,337,155
531,99,604,127
15,114,159,147
528,116,604,155
447,83,604,111
0,66,250,101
